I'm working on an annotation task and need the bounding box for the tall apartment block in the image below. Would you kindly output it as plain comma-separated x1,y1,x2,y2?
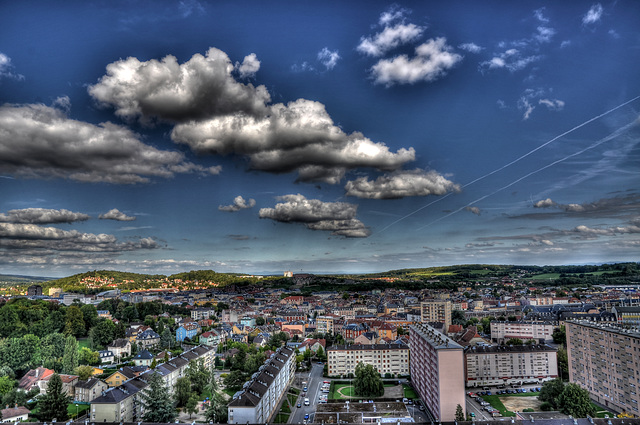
490,320,557,344
420,300,452,329
566,319,640,415
409,323,465,421
464,344,558,387
326,343,409,377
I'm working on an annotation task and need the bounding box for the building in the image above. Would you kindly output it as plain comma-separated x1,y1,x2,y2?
107,338,132,360
99,350,115,364
200,329,225,347
136,328,160,349
191,307,216,321
1,406,30,422
409,323,465,422
74,378,109,403
464,344,558,387
490,320,557,344
420,300,452,329
566,319,640,415
326,343,409,377
316,315,336,335
227,346,296,424
176,322,200,342
612,306,640,326
27,285,42,296
133,350,154,367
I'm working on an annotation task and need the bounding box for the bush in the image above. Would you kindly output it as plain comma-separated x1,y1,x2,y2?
540,402,554,411
523,408,535,413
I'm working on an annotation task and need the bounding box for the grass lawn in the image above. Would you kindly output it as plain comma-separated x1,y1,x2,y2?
287,393,297,407
274,412,290,423
69,403,90,418
483,395,516,417
594,406,614,418
331,384,355,399
403,385,418,399
77,337,91,349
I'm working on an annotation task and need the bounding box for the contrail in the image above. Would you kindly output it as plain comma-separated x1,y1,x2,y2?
377,94,640,233
417,118,639,230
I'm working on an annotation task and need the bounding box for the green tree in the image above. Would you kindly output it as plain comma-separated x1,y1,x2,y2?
187,359,209,395
62,335,79,374
558,383,595,417
452,310,466,325
0,376,15,395
0,306,20,338
74,365,95,381
37,373,70,421
552,325,566,345
186,394,199,419
161,327,174,349
539,378,565,409
80,304,99,332
205,390,228,423
557,345,568,380
64,305,85,337
455,404,465,422
78,347,100,365
174,376,192,407
255,316,265,326
353,362,384,397
223,370,246,391
89,319,116,349
505,338,524,345
141,372,177,423
44,310,65,334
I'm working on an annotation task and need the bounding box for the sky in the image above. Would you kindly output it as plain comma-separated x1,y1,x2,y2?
0,1,639,278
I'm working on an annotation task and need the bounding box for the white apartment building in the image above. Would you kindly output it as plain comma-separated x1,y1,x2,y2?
326,343,409,377
490,320,557,344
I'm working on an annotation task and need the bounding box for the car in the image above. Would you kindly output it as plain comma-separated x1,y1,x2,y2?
297,402,301,408
304,398,310,406
486,391,492,395
470,413,476,418
304,414,309,420
303,387,308,392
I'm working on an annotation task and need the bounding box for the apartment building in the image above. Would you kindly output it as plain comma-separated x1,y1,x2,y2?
566,319,640,415
464,344,558,387
490,320,557,344
409,323,465,422
227,346,296,424
90,345,215,422
420,300,452,329
326,343,409,377
316,315,336,335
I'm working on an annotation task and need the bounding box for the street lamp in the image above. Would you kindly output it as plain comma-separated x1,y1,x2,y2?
75,404,78,420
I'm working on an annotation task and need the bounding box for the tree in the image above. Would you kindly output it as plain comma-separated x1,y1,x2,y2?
187,359,209,395
141,372,177,423
452,310,466,325
353,362,384,398
539,378,565,409
205,390,228,423
0,376,15,395
174,376,192,407
37,373,70,421
558,383,595,417
255,317,265,326
62,335,79,374
455,404,465,422
161,327,174,349
552,325,566,345
64,305,86,337
223,370,246,391
557,345,568,380
89,319,116,349
74,365,95,381
505,338,524,346
78,347,100,365
185,394,199,419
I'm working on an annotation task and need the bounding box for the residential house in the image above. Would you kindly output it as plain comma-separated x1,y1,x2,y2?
191,307,216,321
17,367,54,393
105,367,137,388
38,374,78,397
107,338,131,361
133,350,154,367
354,331,379,345
1,406,30,423
98,350,115,364
74,378,109,403
176,322,200,342
200,329,225,347
136,328,160,349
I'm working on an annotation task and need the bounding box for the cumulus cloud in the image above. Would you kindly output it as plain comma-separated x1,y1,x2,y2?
0,223,160,252
535,26,556,43
0,208,90,224
344,169,459,199
259,194,370,238
465,206,481,216
0,103,220,183
88,47,271,124
0,52,24,81
99,208,136,221
317,48,340,70
371,38,462,86
534,8,549,23
539,98,565,110
573,223,640,237
518,97,535,120
218,196,256,212
534,198,557,208
236,53,260,78
458,43,483,53
357,23,424,57
583,4,603,25
480,49,540,73
172,98,415,183
378,5,410,26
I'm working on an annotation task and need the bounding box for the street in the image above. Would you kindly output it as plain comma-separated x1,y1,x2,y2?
289,363,324,424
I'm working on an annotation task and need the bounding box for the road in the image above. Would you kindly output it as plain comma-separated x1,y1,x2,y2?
289,363,324,424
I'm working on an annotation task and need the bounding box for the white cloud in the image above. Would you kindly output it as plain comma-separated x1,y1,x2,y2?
172,98,415,183
371,38,462,86
535,26,556,43
317,48,340,70
235,53,261,78
0,52,24,81
259,194,370,238
534,198,557,208
378,6,409,26
518,97,535,120
534,8,549,23
480,49,540,73
344,169,459,199
88,47,271,124
539,98,565,110
357,23,424,57
0,103,219,183
99,208,136,221
465,206,481,216
0,208,90,224
218,196,256,212
458,43,483,53
291,61,315,73
583,4,603,25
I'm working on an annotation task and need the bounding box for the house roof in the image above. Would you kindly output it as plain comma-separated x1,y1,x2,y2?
18,367,54,391
74,377,105,390
134,349,154,360
1,406,30,420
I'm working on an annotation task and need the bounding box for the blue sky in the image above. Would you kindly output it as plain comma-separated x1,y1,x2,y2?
1,1,639,277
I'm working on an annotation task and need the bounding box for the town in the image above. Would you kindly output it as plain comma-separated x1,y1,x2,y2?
0,263,639,425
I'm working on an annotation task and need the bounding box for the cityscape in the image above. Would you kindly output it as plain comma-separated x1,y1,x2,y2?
0,264,639,424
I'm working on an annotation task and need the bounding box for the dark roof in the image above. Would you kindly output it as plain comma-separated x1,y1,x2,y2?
75,377,104,390
134,349,154,360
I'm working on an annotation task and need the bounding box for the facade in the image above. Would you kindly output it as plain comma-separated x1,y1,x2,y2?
326,343,409,377
316,316,335,335
464,344,558,387
133,349,154,367
27,285,42,296
612,306,640,326
228,346,296,424
566,319,640,415
1,406,30,423
107,338,132,360
191,308,216,321
420,300,452,329
176,322,200,342
74,378,109,403
136,329,160,349
409,323,465,422
490,320,557,344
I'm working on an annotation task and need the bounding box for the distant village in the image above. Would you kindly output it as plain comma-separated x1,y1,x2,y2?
1,269,640,424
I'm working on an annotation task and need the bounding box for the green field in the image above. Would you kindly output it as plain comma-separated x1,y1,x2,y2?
403,384,418,399
483,395,517,417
